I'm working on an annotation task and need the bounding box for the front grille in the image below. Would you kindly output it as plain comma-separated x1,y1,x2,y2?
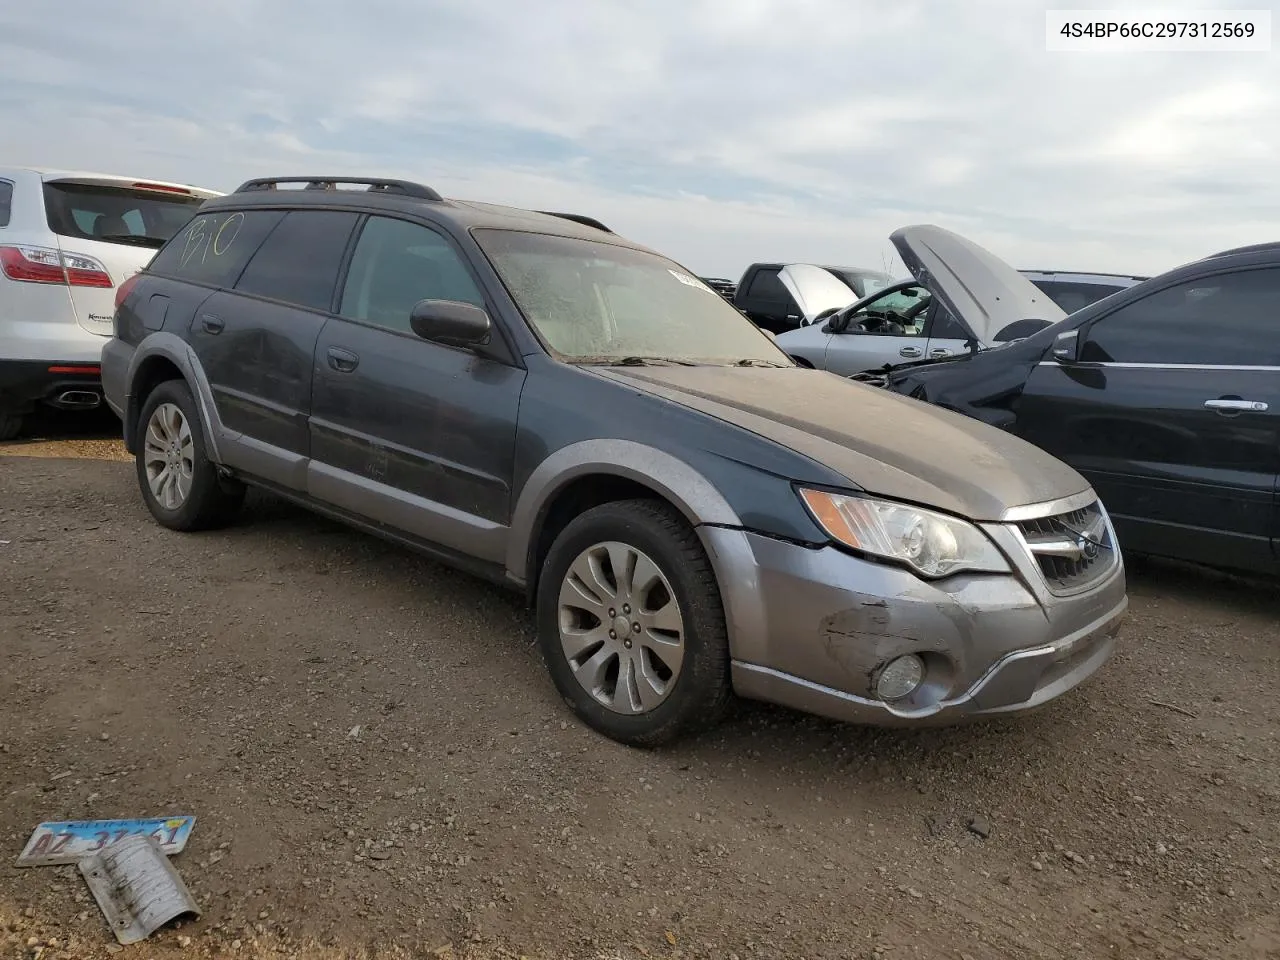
1015,500,1117,594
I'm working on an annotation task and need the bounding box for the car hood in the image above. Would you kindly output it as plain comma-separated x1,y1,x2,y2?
594,365,1090,522
891,225,1066,344
777,264,859,323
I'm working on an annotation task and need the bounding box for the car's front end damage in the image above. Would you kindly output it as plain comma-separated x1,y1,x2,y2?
706,490,1125,727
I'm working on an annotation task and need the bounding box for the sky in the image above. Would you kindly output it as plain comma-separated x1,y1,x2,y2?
2,0,1277,279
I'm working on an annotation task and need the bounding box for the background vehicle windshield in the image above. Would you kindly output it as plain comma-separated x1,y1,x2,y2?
476,229,789,364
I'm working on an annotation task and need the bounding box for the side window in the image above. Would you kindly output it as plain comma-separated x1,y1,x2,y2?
745,268,789,301
338,217,483,334
148,209,285,287
929,302,969,340
235,210,361,312
1080,268,1280,366
849,285,930,337
0,180,11,228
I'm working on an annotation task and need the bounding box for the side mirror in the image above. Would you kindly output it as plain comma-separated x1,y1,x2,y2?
409,299,491,348
1051,328,1079,363
828,311,851,334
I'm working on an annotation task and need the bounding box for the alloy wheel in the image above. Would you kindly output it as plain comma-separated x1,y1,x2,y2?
556,540,686,715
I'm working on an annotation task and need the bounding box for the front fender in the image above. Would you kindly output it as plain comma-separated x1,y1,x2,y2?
505,439,743,584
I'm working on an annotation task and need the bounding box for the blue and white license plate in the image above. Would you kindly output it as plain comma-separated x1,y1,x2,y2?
15,816,196,867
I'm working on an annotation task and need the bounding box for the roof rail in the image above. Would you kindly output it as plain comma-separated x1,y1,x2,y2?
535,211,613,233
233,176,443,201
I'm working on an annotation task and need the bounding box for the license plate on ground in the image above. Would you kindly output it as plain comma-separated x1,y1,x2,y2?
15,816,196,867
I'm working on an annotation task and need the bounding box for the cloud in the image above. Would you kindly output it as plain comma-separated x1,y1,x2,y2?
1,0,1277,278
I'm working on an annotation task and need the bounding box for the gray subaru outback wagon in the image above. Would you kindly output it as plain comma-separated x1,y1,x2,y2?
101,176,1127,746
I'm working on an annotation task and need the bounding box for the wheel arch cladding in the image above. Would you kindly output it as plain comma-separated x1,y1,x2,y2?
507,439,742,593
124,334,222,461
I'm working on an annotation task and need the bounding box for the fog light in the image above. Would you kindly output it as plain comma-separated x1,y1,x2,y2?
876,654,924,701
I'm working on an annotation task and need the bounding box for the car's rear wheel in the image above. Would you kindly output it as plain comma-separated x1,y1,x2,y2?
135,379,244,531
536,499,731,746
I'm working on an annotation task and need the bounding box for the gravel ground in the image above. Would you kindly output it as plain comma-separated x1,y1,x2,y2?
1,424,1278,960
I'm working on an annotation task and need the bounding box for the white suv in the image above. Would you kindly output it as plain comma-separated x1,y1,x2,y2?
0,167,220,439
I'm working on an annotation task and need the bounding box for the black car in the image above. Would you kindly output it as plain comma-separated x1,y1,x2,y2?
881,242,1280,576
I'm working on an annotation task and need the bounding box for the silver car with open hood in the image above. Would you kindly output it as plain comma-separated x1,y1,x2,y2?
774,225,1066,376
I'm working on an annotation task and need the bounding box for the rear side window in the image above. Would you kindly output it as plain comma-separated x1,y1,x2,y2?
1033,280,1127,314
42,182,206,248
234,210,361,312
745,268,789,301
1081,268,1280,366
0,180,12,228
148,209,285,288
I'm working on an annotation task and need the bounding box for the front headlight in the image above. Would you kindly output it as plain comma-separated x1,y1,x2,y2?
798,488,1010,578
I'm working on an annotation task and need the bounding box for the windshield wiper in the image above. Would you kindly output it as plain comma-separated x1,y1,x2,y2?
579,356,698,367
731,358,788,368
95,233,166,248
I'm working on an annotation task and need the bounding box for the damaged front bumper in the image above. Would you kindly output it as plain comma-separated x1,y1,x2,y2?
700,519,1126,727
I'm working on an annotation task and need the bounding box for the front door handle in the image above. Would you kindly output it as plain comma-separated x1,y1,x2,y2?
929,348,951,358
327,347,359,373
200,314,224,335
1204,398,1268,413
900,345,923,358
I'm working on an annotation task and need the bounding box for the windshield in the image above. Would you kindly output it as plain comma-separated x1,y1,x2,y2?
830,268,897,298
43,182,207,249
475,229,790,365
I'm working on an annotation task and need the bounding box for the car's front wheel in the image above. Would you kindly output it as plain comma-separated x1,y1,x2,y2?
536,499,732,746
135,379,244,531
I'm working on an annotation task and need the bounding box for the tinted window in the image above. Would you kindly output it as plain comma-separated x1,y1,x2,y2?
235,210,360,312
745,268,789,301
1034,280,1128,314
148,209,285,288
0,180,12,228
42,182,206,248
339,217,484,333
1081,268,1280,366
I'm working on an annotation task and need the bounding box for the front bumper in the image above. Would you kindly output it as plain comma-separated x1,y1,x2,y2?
700,521,1126,727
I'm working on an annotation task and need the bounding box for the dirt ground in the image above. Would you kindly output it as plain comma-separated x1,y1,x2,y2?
2,412,1279,960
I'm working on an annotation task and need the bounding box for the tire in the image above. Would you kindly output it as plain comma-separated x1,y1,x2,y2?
0,412,22,441
134,379,245,531
536,498,732,747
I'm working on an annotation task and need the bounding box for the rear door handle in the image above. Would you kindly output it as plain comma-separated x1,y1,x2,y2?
327,346,359,373
200,314,224,334
900,345,923,358
1204,398,1268,413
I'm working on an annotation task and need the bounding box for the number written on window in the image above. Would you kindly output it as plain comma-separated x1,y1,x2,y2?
148,209,284,288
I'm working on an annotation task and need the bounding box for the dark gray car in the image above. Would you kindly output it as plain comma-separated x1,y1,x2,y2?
101,176,1127,747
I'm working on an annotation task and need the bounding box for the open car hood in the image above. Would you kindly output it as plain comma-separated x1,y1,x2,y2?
890,225,1066,344
777,264,859,323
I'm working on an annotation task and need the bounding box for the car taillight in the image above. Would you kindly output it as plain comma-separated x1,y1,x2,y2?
0,245,113,288
115,273,141,310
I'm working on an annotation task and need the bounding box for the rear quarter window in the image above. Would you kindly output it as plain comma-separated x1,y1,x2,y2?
0,180,12,227
745,268,789,301
147,209,286,288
